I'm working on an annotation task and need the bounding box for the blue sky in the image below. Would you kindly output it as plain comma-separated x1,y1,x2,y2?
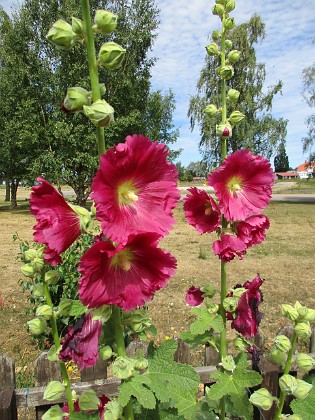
1,0,315,169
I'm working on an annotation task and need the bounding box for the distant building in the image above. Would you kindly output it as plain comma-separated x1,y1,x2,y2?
274,171,298,180
295,162,315,179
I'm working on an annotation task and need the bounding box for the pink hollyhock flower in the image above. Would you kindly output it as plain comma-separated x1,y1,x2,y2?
229,275,264,338
59,313,102,370
236,214,270,247
183,187,220,234
208,149,274,222
91,134,180,243
30,178,82,266
212,234,247,262
185,286,204,306
78,233,177,311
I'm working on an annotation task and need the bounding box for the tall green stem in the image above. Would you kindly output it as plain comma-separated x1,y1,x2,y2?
220,24,227,161
274,331,298,419
81,0,105,155
43,279,74,413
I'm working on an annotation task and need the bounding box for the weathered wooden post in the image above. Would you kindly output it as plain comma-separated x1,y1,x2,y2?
0,354,17,420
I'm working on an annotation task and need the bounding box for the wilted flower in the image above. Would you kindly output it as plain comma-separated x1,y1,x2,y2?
185,286,204,306
91,134,180,243
208,150,274,222
236,214,270,248
184,187,220,234
212,234,247,262
79,233,176,311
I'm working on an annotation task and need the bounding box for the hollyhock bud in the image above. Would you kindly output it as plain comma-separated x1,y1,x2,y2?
31,257,45,272
295,302,315,321
36,305,53,320
47,345,58,362
212,30,221,41
70,204,91,231
227,88,240,102
207,303,219,313
281,304,299,321
249,388,274,411
32,283,45,297
83,99,114,127
92,305,112,322
206,43,220,56
21,263,35,278
98,42,126,69
99,345,113,361
134,353,149,370
269,346,287,367
296,353,315,372
104,400,123,420
27,318,47,335
226,0,236,12
225,39,233,49
223,17,236,30
93,10,118,34
293,379,313,399
63,87,91,113
112,356,135,379
219,65,234,80
234,336,250,351
216,123,232,137
220,355,236,372
223,296,238,313
279,374,298,395
295,322,312,339
274,335,291,353
212,4,225,17
45,270,61,285
228,49,240,63
24,248,37,262
79,389,100,411
46,19,78,50
204,104,218,117
201,284,216,298
44,380,65,401
123,309,151,333
215,0,227,5
71,17,85,37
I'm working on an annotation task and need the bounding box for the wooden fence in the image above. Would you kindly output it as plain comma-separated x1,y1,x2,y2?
1,325,314,420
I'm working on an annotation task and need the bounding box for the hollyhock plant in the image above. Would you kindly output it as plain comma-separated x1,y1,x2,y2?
79,232,177,311
185,286,204,306
236,214,270,248
62,395,110,420
59,313,102,370
91,134,180,243
208,149,274,222
212,233,247,262
184,187,220,234
30,177,88,266
228,275,264,338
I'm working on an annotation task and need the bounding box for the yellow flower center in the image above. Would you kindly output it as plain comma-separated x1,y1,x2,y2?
117,180,139,205
227,176,243,194
111,249,133,272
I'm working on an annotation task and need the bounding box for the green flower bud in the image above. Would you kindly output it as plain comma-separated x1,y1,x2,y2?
212,4,225,18
27,318,47,335
206,303,219,314
220,355,236,372
295,322,312,339
71,17,85,37
112,356,135,379
228,49,240,63
45,270,61,285
70,204,91,231
31,257,45,272
104,400,123,420
83,99,114,128
223,297,238,313
297,307,315,322
24,248,37,262
269,346,287,367
46,19,78,50
201,284,216,298
279,374,297,395
216,123,232,138
36,305,53,320
204,104,218,118
123,309,152,333
215,0,227,5
225,39,233,49
229,110,245,126
63,87,91,113
98,42,126,70
41,405,64,420
43,381,65,401
99,83,106,96
21,263,35,278
293,379,313,399
232,287,246,298
227,88,240,102
99,345,113,361
226,0,236,12
32,283,45,297
206,43,220,56
234,336,251,351
224,17,236,31
134,352,149,370
296,353,315,372
93,10,118,35
47,345,59,362
249,388,274,411
212,30,221,41
219,65,234,80
79,389,100,411
92,304,112,322
274,335,291,353
281,304,299,321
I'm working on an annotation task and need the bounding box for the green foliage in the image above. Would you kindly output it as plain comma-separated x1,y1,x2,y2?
274,142,290,172
301,56,315,159
291,376,315,419
118,340,200,419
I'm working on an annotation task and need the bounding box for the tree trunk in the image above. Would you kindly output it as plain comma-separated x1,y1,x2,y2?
10,179,19,208
5,178,10,202
74,184,87,208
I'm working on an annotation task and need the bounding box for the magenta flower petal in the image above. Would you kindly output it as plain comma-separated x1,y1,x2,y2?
59,313,102,370
208,150,274,222
183,187,220,234
212,234,247,262
91,134,180,243
185,286,204,306
78,233,177,311
30,178,82,266
236,214,270,247
230,275,264,338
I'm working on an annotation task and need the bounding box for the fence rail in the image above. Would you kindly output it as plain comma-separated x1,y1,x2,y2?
1,325,314,420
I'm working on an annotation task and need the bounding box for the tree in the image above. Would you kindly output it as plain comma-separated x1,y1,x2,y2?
186,161,208,178
274,143,290,172
301,50,315,161
188,15,287,167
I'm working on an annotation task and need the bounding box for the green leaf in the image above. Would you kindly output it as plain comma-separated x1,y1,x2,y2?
41,405,64,420
118,372,156,409
291,377,315,419
69,412,100,420
68,300,87,317
189,308,224,335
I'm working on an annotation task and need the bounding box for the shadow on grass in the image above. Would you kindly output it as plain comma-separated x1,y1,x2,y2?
0,201,30,214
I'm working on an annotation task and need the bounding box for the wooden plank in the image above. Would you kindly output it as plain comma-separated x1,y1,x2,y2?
0,354,17,420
